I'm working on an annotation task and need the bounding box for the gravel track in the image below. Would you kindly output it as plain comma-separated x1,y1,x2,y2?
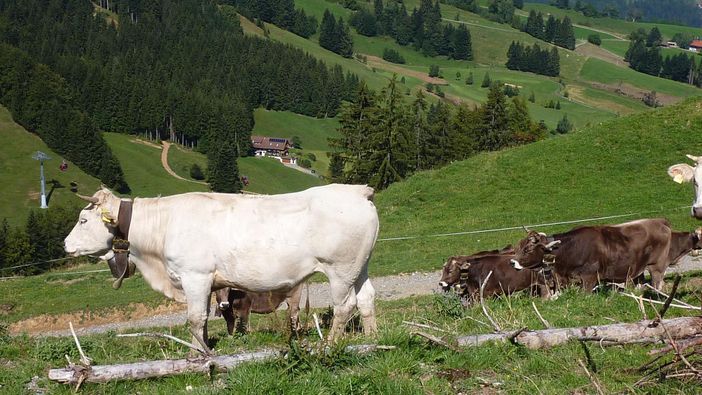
39,255,702,338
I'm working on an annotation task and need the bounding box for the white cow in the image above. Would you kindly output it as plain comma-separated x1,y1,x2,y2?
64,184,380,353
669,154,702,220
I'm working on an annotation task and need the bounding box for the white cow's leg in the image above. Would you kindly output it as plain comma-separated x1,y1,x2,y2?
181,273,213,355
354,267,377,335
327,276,356,341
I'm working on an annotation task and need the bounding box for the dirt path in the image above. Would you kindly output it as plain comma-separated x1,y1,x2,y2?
160,141,207,185
575,42,628,68
15,255,702,337
362,54,448,85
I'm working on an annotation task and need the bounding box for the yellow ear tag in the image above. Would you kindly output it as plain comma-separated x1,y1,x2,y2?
101,208,114,223
673,174,684,184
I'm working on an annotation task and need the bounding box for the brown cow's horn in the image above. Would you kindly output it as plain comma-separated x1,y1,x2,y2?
522,225,530,233
76,194,99,204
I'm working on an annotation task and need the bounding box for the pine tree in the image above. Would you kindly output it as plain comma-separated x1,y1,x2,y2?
207,142,243,193
529,91,535,102
481,72,492,87
646,27,662,47
452,24,472,60
544,15,557,43
411,90,430,170
465,72,474,85
554,16,575,50
328,153,345,182
336,17,355,58
513,0,524,9
319,10,338,52
3,227,32,274
556,114,573,133
479,83,511,151
508,97,533,142
0,219,8,269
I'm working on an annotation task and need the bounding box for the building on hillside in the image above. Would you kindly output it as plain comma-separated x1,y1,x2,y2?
251,135,291,157
663,41,678,48
688,39,702,52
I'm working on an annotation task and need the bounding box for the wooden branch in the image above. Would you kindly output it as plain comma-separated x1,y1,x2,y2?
531,301,551,329
649,336,702,355
479,271,501,332
577,359,605,395
50,343,393,384
116,332,206,355
411,330,458,351
312,313,323,341
455,316,702,349
618,292,701,310
402,321,446,333
69,322,92,366
507,327,528,344
649,275,681,328
643,283,694,308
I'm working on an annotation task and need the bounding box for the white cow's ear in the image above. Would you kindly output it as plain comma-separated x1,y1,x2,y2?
668,164,695,184
686,154,701,164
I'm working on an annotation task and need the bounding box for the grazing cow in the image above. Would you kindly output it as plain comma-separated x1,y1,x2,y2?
439,248,551,300
439,245,513,291
510,219,672,291
667,228,702,266
668,154,702,220
64,184,379,353
214,284,304,335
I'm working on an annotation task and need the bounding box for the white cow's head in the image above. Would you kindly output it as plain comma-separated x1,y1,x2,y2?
64,187,122,256
669,154,702,220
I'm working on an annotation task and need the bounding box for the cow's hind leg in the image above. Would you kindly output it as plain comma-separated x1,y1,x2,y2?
354,266,377,335
181,273,213,355
327,276,357,341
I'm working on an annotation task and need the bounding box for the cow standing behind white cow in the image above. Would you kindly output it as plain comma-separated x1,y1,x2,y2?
64,184,380,353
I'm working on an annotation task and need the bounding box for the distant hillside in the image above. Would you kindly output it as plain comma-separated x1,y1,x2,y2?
370,97,702,276
0,105,100,226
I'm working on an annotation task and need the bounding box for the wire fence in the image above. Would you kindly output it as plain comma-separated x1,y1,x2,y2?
0,204,692,280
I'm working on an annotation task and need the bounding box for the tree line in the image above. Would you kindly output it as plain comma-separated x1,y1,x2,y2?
536,0,702,27
523,10,576,50
625,27,701,85
222,0,318,38
348,0,473,60
329,77,547,190
0,206,80,276
0,0,359,193
320,10,355,57
506,41,561,76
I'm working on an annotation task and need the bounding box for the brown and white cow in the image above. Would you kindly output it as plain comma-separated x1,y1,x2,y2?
669,154,702,220
510,219,672,291
439,247,551,300
214,284,304,335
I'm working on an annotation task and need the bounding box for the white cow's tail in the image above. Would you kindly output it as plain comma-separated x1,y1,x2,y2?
361,185,375,202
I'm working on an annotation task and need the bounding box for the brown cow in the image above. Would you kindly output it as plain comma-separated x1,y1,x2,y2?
667,228,702,266
439,245,513,291
439,247,551,300
214,284,304,335
510,219,672,291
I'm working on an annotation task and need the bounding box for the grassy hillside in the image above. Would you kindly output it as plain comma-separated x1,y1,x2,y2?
370,97,702,276
0,105,101,226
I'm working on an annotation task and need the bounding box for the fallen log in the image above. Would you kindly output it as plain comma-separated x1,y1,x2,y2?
48,344,392,384
455,316,702,349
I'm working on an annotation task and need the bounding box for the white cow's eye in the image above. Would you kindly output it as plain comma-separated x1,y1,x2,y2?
80,219,87,224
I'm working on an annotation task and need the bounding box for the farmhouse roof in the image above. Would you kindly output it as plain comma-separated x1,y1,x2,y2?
689,39,702,48
251,135,291,151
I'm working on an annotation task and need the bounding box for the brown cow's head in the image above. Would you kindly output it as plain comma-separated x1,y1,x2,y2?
215,288,231,312
693,227,702,250
510,231,561,271
439,257,469,293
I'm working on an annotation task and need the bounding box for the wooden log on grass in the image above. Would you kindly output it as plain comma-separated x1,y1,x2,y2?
455,316,702,349
48,344,393,384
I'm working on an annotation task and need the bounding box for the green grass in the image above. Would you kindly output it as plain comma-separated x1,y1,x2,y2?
0,105,101,226
253,108,339,151
103,133,208,197
579,58,702,97
4,276,702,393
370,97,702,276
164,137,324,194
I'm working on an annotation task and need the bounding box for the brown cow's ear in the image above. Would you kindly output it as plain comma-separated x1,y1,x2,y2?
668,163,695,184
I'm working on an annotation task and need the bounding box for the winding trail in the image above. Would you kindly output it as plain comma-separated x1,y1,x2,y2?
160,141,207,185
